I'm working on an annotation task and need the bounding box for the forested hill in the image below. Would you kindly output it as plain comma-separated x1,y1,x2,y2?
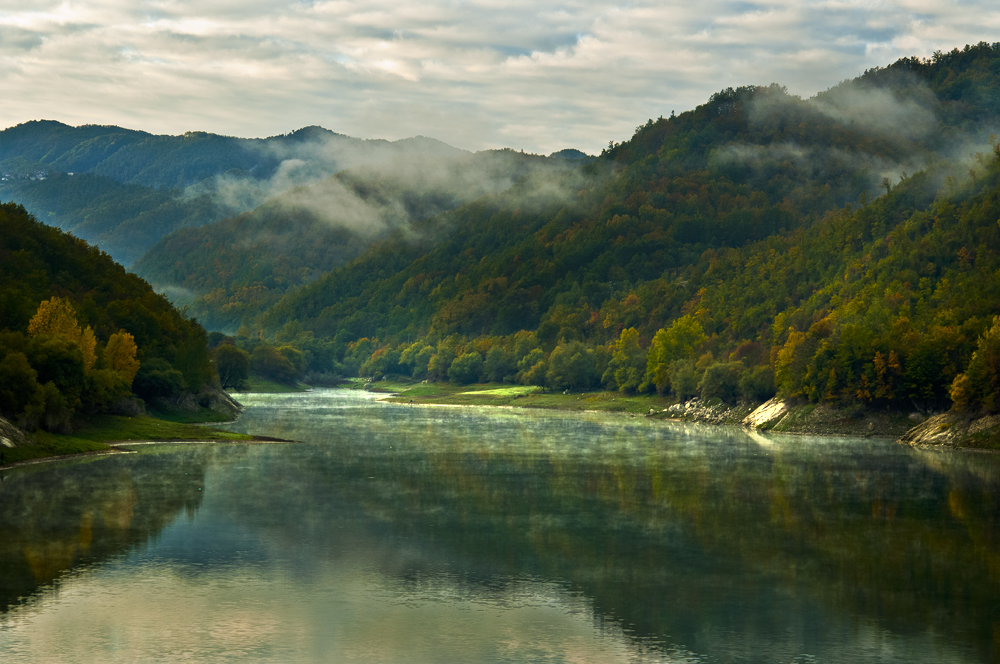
0,122,467,264
132,148,585,331
238,43,1000,416
0,121,463,190
0,202,215,432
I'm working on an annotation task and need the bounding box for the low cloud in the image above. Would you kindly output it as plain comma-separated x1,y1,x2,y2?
810,77,938,140
189,143,581,240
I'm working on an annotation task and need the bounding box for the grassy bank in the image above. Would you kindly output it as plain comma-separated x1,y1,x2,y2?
376,381,924,440
380,381,675,413
241,377,311,393
2,415,253,466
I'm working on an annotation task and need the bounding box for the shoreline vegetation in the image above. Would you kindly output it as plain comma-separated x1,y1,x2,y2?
354,378,998,450
0,408,297,470
4,377,996,469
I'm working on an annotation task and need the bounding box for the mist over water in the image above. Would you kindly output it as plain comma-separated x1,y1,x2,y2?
1,390,997,662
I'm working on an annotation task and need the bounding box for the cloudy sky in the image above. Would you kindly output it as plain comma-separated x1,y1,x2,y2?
1,1,998,154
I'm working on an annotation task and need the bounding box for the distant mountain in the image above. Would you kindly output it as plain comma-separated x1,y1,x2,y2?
132,148,587,331
0,122,468,264
237,43,1000,416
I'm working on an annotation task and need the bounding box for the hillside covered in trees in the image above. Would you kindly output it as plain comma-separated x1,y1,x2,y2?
0,202,216,433
0,122,470,264
131,148,586,330
214,43,1000,421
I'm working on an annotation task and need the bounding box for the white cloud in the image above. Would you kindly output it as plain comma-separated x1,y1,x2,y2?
0,0,998,154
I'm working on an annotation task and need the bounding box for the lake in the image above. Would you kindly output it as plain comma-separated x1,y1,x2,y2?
1,389,998,663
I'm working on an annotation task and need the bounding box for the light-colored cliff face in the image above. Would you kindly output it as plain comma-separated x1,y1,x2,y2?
742,398,788,429
900,412,1000,450
0,415,31,449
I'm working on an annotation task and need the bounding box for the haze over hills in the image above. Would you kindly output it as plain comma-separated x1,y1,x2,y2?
220,43,1000,418
132,148,586,330
4,43,1000,429
0,121,471,264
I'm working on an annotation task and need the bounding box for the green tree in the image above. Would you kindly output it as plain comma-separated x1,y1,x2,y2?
27,335,86,412
670,360,699,400
448,352,484,384
604,328,646,393
700,362,743,403
428,344,458,382
214,344,250,390
951,315,1000,413
547,340,597,390
251,345,299,385
645,315,706,394
739,365,776,402
0,353,41,426
484,347,513,383
133,358,186,400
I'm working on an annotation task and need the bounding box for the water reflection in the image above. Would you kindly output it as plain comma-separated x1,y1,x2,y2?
1,389,998,663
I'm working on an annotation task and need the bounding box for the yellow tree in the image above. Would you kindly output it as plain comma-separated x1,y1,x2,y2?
28,297,97,371
104,332,141,385
644,315,707,394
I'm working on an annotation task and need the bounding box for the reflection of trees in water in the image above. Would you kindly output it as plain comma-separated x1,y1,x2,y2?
0,449,207,613
224,399,1000,661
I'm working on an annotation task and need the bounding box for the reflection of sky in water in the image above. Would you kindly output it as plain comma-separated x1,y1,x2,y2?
1,389,997,662
2,561,679,663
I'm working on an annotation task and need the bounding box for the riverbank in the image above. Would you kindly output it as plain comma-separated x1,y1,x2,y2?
372,381,678,414
900,412,1000,450
367,380,1000,448
0,413,267,468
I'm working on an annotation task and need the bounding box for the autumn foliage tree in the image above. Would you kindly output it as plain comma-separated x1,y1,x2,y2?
28,297,97,371
104,331,141,385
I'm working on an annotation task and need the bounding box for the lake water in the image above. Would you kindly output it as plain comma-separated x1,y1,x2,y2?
0,389,998,663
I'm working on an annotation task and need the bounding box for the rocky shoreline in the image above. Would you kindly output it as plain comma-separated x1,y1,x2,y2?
649,396,998,450
899,412,1000,450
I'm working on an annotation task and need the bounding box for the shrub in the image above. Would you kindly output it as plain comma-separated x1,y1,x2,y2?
448,352,484,385
134,358,186,400
669,360,699,400
700,362,743,403
251,345,298,384
740,365,776,402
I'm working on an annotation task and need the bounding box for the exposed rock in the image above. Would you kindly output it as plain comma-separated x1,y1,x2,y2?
206,387,243,419
742,398,788,429
149,386,242,420
0,415,32,448
661,396,913,437
653,397,754,425
900,412,1000,450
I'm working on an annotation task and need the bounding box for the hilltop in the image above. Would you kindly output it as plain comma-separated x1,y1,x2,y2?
206,43,1000,444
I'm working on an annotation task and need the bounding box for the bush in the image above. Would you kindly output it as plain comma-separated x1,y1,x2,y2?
700,362,742,403
27,334,86,410
251,345,299,384
0,352,40,421
484,347,513,383
82,369,131,414
547,340,598,390
133,358,186,400
669,360,699,400
739,365,776,402
448,352,484,384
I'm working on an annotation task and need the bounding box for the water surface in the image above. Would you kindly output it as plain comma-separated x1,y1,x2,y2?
1,389,998,662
